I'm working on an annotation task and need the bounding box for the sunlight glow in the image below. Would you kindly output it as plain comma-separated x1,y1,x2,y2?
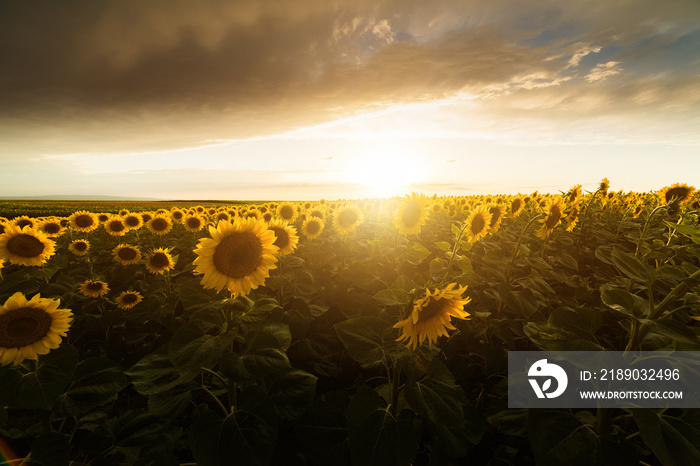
344,140,421,198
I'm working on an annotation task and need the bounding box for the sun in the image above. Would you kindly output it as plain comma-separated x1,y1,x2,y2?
346,140,420,198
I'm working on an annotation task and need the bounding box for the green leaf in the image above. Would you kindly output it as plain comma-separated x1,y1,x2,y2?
347,386,420,466
611,248,653,283
527,410,602,466
404,359,465,428
334,316,393,369
600,285,648,318
218,390,279,466
29,432,71,466
296,392,351,466
15,344,78,410
665,221,700,245
168,322,225,379
189,410,224,466
373,288,409,306
239,297,281,324
633,409,700,466
263,367,317,420
245,321,292,352
109,410,173,448
640,318,700,346
405,242,431,265
175,276,219,312
0,365,22,406
56,357,129,415
126,346,186,395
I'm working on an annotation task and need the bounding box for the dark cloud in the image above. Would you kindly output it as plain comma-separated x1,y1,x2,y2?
1,0,699,156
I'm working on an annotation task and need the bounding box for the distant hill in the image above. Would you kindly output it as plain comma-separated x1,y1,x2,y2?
0,195,163,201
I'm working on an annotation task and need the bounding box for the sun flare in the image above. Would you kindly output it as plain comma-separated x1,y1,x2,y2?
345,141,421,198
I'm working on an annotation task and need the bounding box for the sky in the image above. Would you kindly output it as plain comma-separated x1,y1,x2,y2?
1,0,699,200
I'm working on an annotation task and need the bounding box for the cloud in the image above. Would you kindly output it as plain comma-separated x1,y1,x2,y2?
585,61,623,82
1,0,699,157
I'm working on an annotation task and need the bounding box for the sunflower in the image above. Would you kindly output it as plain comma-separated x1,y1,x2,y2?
538,196,566,239
394,193,429,236
0,221,7,235
140,212,153,224
301,218,324,240
146,215,173,235
0,292,73,366
393,283,470,350
261,212,273,223
333,205,363,235
13,216,36,230
115,291,143,310
464,206,492,244
193,218,278,296
113,244,141,266
68,239,90,256
487,204,506,233
79,280,110,298
267,219,299,256
104,216,128,236
510,197,525,217
0,227,56,266
97,213,111,224
567,184,583,204
38,218,65,237
658,183,695,205
169,210,183,224
563,201,581,232
183,214,205,232
122,213,143,231
68,211,99,233
118,209,130,217
308,208,325,221
599,178,610,195
145,248,175,275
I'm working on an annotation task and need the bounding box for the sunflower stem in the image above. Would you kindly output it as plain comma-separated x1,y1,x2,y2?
390,364,401,418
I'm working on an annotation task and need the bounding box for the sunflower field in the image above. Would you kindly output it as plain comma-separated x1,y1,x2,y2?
0,181,699,465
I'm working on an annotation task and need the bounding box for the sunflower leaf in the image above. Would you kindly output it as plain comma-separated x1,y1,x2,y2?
14,343,78,411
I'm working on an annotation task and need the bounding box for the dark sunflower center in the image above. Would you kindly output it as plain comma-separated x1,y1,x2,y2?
338,210,358,227
186,218,201,229
401,202,422,227
74,242,88,252
311,210,323,219
44,223,61,234
470,214,486,235
306,220,321,235
489,207,501,228
87,282,104,291
213,232,263,279
121,294,138,304
545,206,562,229
151,218,168,231
262,213,273,222
118,248,137,260
98,214,110,222
125,216,141,227
665,187,691,203
75,215,94,228
150,253,170,268
0,307,52,347
141,214,152,223
416,298,445,324
7,234,45,257
16,219,33,229
511,199,522,213
172,212,183,220
109,221,125,232
270,227,289,248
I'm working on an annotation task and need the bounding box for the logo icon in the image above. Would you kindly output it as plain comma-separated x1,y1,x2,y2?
528,359,568,399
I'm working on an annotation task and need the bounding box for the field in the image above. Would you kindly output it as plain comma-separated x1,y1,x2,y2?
0,182,699,466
